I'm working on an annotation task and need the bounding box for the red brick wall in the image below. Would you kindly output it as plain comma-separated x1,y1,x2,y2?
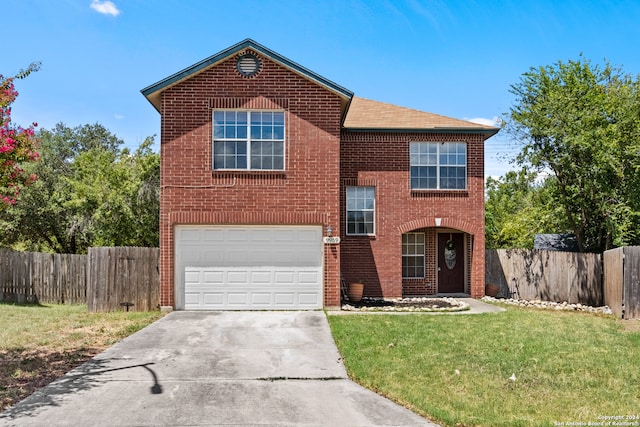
159,50,343,308
340,131,486,299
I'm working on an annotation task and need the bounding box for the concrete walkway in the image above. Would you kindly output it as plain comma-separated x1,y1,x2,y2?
0,311,439,426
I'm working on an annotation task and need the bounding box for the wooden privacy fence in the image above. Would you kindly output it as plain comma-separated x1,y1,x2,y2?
485,249,603,306
87,247,160,312
0,248,86,304
604,246,640,319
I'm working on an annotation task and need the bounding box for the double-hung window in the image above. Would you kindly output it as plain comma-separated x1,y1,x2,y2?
402,233,425,278
410,142,466,190
346,186,375,235
213,111,285,170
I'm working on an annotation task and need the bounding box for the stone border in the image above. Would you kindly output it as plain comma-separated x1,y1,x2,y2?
341,297,470,312
482,296,613,315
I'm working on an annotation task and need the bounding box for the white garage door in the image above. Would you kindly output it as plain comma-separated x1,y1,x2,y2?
175,225,323,310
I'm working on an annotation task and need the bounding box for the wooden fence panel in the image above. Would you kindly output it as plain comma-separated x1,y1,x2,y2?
623,247,640,319
485,249,603,306
603,248,624,318
87,247,159,312
0,249,87,304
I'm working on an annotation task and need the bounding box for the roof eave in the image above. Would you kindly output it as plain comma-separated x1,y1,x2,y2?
141,38,353,114
343,127,500,137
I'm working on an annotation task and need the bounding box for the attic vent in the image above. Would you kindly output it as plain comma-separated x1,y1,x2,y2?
237,53,260,77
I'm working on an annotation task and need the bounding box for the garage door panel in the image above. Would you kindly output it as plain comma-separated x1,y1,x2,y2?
298,229,320,241
203,270,224,284
184,292,200,305
227,295,248,306
177,226,323,310
185,269,200,282
274,271,295,285
228,229,249,242
203,250,224,264
181,229,203,242
273,229,294,240
203,293,224,306
227,271,249,284
251,293,272,305
298,271,320,284
299,293,320,305
202,229,225,242
274,293,295,305
295,250,322,266
251,229,273,241
250,271,271,285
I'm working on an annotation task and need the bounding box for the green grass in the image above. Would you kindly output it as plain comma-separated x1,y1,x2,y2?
0,303,164,410
328,306,640,427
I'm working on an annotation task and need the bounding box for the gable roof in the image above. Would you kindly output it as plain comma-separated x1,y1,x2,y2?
343,96,499,136
141,38,354,113
141,39,498,137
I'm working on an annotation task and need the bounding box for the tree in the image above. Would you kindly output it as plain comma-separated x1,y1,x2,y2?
0,63,40,207
485,170,565,249
0,123,159,253
504,57,640,252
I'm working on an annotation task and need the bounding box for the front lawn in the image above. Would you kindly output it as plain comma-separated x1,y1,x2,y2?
0,303,164,411
328,306,640,427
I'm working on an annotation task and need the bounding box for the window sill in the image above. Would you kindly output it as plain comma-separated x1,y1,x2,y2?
213,170,287,177
411,189,469,198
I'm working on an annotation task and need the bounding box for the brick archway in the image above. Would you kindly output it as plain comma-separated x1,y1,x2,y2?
397,217,481,238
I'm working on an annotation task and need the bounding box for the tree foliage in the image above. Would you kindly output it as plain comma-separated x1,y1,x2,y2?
0,123,159,253
504,57,640,252
0,63,40,207
485,170,566,249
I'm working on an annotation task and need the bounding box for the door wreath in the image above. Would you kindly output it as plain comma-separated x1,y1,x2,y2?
444,236,457,270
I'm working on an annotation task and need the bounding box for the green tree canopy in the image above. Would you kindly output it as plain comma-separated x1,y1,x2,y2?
0,123,159,253
485,170,565,249
504,57,640,252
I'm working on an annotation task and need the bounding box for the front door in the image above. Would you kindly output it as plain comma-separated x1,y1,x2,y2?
437,232,465,293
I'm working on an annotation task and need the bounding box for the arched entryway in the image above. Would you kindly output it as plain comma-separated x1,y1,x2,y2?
401,227,472,296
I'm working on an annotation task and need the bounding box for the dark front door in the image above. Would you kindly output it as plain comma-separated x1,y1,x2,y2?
438,232,465,293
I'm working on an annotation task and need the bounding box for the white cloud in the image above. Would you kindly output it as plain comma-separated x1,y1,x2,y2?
90,0,120,16
467,116,503,127
114,114,125,120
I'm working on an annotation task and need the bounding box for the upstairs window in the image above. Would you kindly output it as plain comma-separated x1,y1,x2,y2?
410,142,466,190
213,111,285,170
346,186,375,236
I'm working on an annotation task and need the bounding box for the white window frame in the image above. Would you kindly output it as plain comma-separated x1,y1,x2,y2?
346,186,375,236
410,142,467,190
213,110,285,171
402,232,425,279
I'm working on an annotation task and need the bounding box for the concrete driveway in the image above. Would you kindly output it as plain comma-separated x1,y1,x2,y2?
0,311,439,426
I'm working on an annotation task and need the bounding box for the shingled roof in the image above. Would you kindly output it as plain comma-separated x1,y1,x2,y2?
343,96,498,135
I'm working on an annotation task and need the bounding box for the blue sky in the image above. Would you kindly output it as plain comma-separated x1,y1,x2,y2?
4,0,640,178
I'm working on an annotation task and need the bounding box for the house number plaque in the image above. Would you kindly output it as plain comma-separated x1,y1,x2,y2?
323,237,341,244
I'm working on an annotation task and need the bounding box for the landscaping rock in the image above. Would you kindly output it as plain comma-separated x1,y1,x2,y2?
341,297,470,312
481,296,613,315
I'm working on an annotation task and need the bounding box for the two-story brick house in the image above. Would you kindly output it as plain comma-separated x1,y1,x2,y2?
142,39,498,311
